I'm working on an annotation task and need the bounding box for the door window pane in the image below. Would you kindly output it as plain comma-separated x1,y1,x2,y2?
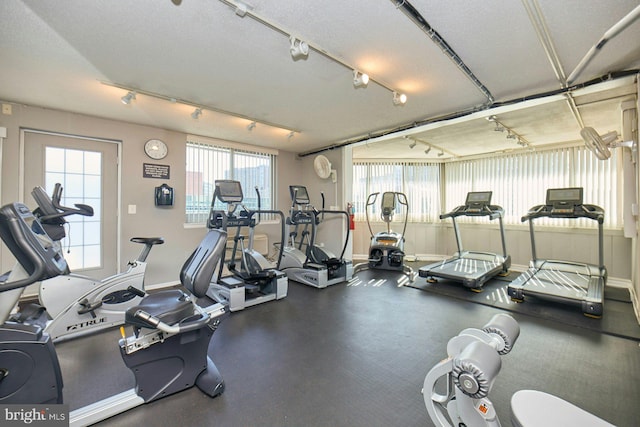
45,146,102,270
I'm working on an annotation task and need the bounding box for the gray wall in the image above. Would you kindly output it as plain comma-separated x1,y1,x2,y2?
0,104,301,286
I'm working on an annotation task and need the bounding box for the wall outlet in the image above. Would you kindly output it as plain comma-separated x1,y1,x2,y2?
2,104,12,115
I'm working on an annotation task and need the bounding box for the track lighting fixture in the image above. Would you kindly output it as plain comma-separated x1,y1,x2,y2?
438,150,444,157
289,36,309,60
424,147,432,155
247,121,256,131
121,91,136,105
409,141,417,149
393,92,407,106
103,81,299,135
487,115,531,148
353,70,369,88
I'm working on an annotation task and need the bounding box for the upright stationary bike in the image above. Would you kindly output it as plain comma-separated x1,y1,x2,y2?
7,184,164,342
0,201,227,426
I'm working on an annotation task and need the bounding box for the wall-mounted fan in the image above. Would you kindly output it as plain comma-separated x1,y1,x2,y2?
581,127,633,160
313,154,337,182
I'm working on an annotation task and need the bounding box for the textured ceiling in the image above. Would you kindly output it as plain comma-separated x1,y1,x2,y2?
0,0,639,159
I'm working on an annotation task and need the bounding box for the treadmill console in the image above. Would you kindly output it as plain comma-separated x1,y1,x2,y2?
215,180,244,204
465,191,492,213
290,185,310,205
546,187,583,215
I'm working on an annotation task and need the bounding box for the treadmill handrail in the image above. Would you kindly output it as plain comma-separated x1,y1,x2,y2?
440,204,504,220
522,203,604,223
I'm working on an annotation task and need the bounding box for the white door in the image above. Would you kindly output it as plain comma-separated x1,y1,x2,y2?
22,130,119,279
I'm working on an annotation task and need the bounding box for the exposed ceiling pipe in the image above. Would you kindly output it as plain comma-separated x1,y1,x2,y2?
567,4,640,86
391,0,494,105
521,0,567,86
522,0,588,132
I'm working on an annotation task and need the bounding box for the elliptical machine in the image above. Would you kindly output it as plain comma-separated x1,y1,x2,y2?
278,185,353,288
353,191,415,281
0,201,227,425
206,180,288,312
7,184,164,343
423,313,613,426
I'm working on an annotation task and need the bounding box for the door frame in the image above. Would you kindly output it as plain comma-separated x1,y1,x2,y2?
19,127,123,272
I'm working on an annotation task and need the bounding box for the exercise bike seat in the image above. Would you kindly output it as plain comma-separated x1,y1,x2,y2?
130,237,165,246
125,290,192,329
511,390,614,427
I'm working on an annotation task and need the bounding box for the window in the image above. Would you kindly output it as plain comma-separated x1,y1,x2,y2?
352,162,441,222
445,146,622,228
353,145,622,229
185,140,276,224
45,146,102,269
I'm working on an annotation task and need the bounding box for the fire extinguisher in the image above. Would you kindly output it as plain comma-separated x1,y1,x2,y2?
347,202,355,230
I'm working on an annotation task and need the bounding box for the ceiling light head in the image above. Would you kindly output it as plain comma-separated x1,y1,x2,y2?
494,124,505,132
438,150,444,157
191,108,202,119
247,121,256,131
393,92,407,106
506,131,516,139
486,115,497,122
409,141,417,149
289,36,309,60
424,147,432,155
121,91,136,105
353,70,369,88
287,131,295,140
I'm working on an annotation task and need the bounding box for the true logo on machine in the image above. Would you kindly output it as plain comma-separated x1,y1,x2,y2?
66,317,107,331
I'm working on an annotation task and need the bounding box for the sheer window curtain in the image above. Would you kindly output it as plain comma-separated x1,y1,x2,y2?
185,142,275,224
353,162,441,223
445,146,621,228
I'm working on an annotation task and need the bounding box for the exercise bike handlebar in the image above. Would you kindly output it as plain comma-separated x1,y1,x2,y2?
131,308,212,335
34,183,94,223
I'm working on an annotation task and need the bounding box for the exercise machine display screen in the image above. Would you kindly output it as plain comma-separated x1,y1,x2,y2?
465,191,492,208
546,187,583,208
290,185,310,204
381,192,396,210
215,180,243,203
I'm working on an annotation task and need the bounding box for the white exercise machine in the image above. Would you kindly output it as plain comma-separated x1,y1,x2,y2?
279,185,353,288
206,180,288,311
423,313,614,426
6,184,163,342
353,191,415,281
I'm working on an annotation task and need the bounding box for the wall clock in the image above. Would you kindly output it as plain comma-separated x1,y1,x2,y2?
144,139,168,160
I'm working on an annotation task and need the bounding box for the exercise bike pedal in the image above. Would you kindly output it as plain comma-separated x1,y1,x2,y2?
77,298,103,316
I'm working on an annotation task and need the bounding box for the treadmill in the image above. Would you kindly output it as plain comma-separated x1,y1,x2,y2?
419,191,511,291
507,187,606,317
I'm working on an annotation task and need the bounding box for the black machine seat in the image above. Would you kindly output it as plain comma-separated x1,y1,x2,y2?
130,237,165,246
125,229,227,330
125,290,192,329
